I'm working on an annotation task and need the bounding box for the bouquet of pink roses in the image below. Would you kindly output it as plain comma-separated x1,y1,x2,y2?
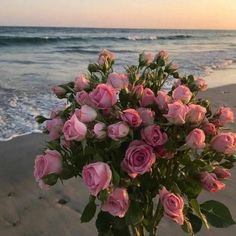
35,49,236,235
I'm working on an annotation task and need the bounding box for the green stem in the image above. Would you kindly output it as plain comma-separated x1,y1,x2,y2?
150,200,163,236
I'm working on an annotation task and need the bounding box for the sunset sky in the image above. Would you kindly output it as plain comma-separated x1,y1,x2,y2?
0,0,236,29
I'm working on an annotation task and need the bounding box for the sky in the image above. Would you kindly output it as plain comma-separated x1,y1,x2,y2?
0,0,236,29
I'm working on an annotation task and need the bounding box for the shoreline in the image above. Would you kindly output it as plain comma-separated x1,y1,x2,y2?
1,63,236,142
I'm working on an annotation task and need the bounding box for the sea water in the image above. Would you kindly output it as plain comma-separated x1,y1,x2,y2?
0,27,236,140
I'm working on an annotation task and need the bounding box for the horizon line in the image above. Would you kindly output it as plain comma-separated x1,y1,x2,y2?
0,25,236,31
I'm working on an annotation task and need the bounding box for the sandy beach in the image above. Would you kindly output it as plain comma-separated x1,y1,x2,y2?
0,70,236,235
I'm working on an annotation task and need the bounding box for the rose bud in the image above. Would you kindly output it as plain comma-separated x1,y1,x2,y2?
121,140,156,178
74,74,90,91
195,78,208,91
94,122,107,139
75,91,90,106
34,149,62,182
121,109,142,127
107,72,129,91
140,88,155,107
159,187,184,225
82,162,112,196
89,84,117,109
200,172,225,192
102,188,129,218
211,132,236,154
132,84,144,98
155,90,172,110
46,117,64,140
156,50,169,60
62,114,87,141
186,104,206,123
107,122,129,141
164,100,189,125
75,105,97,123
213,167,231,179
139,51,153,66
172,85,192,103
186,128,205,150
137,107,154,126
214,107,235,126
141,125,168,147
52,85,66,98
202,122,217,135
98,49,115,65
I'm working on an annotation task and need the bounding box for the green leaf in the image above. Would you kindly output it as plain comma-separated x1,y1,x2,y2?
200,200,236,228
188,212,202,234
125,200,144,225
81,196,97,223
43,173,58,186
190,199,209,229
96,211,113,233
111,167,120,186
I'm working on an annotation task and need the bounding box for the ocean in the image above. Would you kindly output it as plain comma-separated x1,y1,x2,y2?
0,26,236,140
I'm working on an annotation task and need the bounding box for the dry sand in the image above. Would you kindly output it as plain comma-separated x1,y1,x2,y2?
1,74,236,235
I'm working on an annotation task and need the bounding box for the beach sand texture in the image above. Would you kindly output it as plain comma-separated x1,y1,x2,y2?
1,81,236,235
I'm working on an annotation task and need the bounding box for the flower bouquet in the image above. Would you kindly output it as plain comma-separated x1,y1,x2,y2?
35,49,236,235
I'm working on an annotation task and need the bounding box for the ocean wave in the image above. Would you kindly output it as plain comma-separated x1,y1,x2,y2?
0,34,194,46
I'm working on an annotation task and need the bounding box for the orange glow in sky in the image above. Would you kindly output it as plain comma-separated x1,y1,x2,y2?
0,0,236,29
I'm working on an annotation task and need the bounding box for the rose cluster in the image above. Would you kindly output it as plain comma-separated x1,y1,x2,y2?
34,50,236,236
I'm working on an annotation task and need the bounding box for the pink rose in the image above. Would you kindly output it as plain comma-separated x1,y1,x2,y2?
46,117,63,140
211,132,236,154
137,107,154,126
52,85,66,98
214,107,235,126
200,172,225,192
62,114,87,141
172,85,192,103
89,84,117,109
34,149,62,181
121,109,142,127
156,50,169,60
94,123,107,139
202,122,217,135
121,140,156,178
132,84,144,98
98,49,115,65
186,104,206,123
141,125,168,147
186,128,205,150
213,167,231,179
75,105,97,123
74,74,90,91
159,187,184,225
155,91,172,110
75,91,90,106
82,162,112,196
107,122,129,141
102,188,129,218
140,88,155,107
139,52,153,65
164,100,189,125
195,78,208,91
107,73,129,91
